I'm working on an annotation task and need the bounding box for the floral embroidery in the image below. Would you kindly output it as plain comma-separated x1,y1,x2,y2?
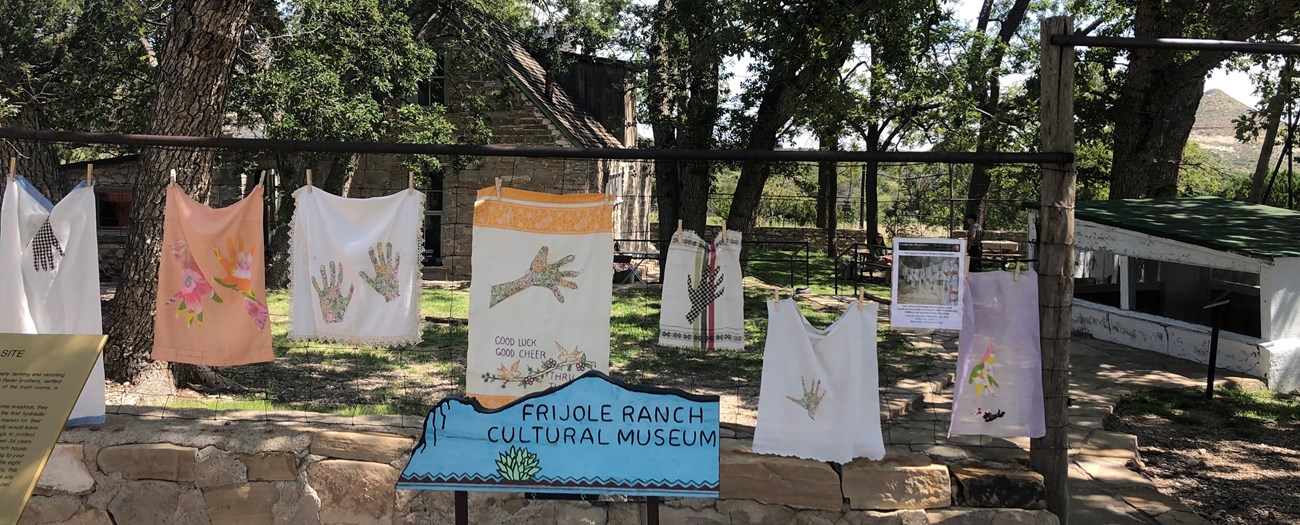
213,236,268,331
480,342,595,388
359,242,401,302
968,344,999,397
312,261,354,323
167,241,221,326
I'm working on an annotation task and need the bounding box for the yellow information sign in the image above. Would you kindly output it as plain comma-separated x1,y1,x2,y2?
0,334,106,525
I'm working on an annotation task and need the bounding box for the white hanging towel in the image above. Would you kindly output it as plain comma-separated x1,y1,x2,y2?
0,177,105,426
658,229,744,351
289,187,425,346
466,187,614,408
949,270,1046,438
753,299,884,463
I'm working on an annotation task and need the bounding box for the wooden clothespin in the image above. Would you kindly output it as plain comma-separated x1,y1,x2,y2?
169,168,177,185
495,177,502,197
85,163,94,186
306,169,313,192
676,219,683,243
857,290,865,311
1014,263,1022,282
408,171,415,194
8,157,16,184
721,220,727,242
773,288,781,311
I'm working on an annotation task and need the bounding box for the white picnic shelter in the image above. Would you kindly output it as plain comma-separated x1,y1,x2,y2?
1028,197,1300,392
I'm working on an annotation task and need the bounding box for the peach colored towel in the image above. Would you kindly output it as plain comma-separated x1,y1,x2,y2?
153,184,272,366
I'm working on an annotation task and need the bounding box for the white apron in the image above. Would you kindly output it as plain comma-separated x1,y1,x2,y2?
0,177,104,426
753,299,884,463
949,270,1046,438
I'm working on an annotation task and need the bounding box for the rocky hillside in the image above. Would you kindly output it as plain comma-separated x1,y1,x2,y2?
1191,89,1261,175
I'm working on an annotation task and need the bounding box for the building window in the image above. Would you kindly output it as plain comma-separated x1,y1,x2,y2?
423,171,444,266
97,192,132,231
415,57,449,107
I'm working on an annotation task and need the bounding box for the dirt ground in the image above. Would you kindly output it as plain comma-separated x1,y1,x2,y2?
1110,393,1300,525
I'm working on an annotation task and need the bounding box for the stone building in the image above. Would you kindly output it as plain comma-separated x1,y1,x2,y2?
58,25,651,281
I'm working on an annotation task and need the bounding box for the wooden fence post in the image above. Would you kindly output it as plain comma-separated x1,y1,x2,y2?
1033,15,1076,523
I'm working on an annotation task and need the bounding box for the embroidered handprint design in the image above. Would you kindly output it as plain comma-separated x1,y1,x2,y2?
359,242,400,302
312,261,354,323
684,266,725,323
967,344,999,397
213,236,269,331
489,246,579,307
786,377,826,420
166,240,221,327
31,219,65,272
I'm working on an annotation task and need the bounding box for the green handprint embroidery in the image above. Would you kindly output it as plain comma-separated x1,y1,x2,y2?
489,246,579,307
359,242,401,302
312,261,354,323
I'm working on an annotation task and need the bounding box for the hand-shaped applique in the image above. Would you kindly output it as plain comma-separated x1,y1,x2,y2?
359,242,401,302
213,236,255,296
489,246,579,308
31,219,65,272
312,261,354,324
684,267,725,323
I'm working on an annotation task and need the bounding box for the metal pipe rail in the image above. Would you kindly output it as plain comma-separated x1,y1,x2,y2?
0,127,1073,164
1052,34,1300,55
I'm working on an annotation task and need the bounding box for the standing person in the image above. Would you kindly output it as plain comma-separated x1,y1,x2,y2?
965,213,983,272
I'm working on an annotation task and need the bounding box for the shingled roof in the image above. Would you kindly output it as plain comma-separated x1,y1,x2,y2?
486,26,625,150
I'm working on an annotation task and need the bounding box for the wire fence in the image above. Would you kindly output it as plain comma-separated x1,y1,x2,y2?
31,145,1041,453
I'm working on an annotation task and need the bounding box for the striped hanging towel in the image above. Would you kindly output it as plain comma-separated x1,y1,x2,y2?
658,230,745,351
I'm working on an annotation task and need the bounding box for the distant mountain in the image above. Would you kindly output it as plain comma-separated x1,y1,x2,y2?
1191,89,1260,175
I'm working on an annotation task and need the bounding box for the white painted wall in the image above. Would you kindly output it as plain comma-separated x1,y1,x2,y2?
1074,219,1265,274
1072,299,1269,380
1262,257,1300,340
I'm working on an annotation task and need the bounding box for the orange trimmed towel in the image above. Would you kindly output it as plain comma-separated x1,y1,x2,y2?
465,187,614,408
152,184,272,366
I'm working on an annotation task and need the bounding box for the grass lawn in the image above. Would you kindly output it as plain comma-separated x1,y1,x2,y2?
746,248,891,299
1115,386,1300,433
154,278,924,417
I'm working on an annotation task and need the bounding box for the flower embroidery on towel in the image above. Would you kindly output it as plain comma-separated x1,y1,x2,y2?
213,236,269,331
968,344,999,397
167,240,221,326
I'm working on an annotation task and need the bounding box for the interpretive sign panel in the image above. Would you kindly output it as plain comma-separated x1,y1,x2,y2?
399,370,720,497
0,334,107,525
891,238,966,330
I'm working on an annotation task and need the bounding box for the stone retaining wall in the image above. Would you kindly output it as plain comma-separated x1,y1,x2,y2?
21,413,1059,525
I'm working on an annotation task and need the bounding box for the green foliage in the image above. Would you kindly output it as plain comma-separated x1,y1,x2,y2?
495,446,542,481
234,0,452,172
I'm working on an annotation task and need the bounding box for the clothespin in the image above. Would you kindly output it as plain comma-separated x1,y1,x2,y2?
85,163,94,186
7,158,15,184
408,171,415,194
857,290,865,311
773,288,781,311
170,168,177,185
495,177,502,197
721,220,727,242
306,169,313,192
1014,263,1022,282
676,219,683,243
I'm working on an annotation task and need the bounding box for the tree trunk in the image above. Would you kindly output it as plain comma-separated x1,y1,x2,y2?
1249,67,1289,204
1109,0,1300,199
647,0,681,275
104,0,253,390
963,0,1030,220
864,125,882,240
3,104,65,202
816,130,839,256
1109,62,1207,198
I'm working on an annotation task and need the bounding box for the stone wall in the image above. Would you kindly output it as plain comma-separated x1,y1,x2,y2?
22,412,1059,525
648,224,872,256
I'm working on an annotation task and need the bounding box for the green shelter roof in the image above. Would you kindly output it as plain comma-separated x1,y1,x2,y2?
1035,196,1300,260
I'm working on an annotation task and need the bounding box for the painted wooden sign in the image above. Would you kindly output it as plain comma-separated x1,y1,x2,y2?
399,371,720,497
